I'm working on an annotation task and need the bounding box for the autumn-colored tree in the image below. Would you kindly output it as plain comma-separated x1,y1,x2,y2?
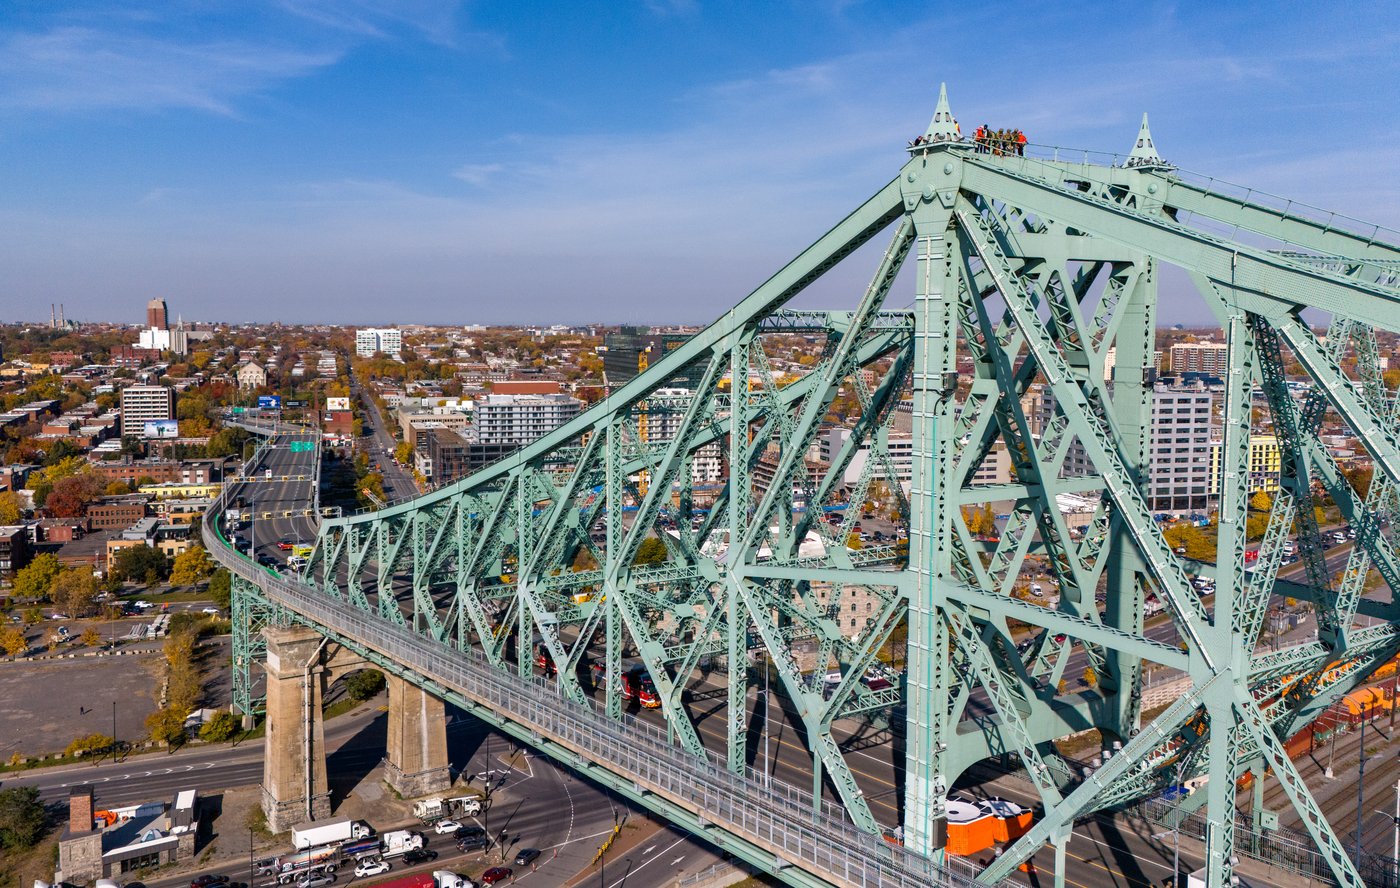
1249,490,1273,513
0,627,28,657
104,480,133,496
51,569,100,617
80,627,102,647
146,707,188,748
169,545,214,586
0,490,21,524
45,472,105,518
1082,667,1098,688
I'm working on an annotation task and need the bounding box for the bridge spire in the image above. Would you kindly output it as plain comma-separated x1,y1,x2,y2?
919,82,961,144
1125,112,1167,168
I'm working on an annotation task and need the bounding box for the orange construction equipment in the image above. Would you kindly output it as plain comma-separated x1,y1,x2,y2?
1341,686,1391,718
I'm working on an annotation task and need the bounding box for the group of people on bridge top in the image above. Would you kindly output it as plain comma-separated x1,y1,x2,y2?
974,125,1026,156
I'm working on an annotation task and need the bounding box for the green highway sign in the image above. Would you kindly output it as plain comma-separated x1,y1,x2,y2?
289,441,315,453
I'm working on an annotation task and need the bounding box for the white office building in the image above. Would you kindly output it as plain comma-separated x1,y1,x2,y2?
119,385,175,438
473,393,583,447
356,328,403,359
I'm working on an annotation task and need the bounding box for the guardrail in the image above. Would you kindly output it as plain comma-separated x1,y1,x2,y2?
204,442,995,888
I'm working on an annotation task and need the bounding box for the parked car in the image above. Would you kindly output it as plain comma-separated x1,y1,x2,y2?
353,860,390,878
434,818,463,835
201,607,221,615
295,874,335,888
479,869,512,885
513,848,540,867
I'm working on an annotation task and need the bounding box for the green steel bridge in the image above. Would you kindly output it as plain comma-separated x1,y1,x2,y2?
208,86,1400,888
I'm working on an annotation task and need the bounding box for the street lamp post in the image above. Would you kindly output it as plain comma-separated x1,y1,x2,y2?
111,700,118,764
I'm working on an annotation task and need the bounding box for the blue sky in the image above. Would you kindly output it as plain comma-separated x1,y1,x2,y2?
1,1,1397,326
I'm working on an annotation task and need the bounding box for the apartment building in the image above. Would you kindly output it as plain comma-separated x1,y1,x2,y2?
119,384,175,438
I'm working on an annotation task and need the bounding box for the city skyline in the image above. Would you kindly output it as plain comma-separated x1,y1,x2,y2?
2,2,1397,326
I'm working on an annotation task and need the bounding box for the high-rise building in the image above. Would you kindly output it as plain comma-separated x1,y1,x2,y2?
146,298,168,331
1146,381,1218,511
1169,341,1228,375
602,327,701,392
119,384,175,438
473,393,582,447
356,328,402,359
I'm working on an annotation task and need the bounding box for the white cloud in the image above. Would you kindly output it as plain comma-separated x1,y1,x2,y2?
0,26,338,114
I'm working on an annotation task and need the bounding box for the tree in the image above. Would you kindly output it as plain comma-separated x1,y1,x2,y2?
105,480,133,496
20,606,43,626
45,472,105,518
0,490,21,524
345,669,386,703
170,545,214,586
0,786,46,850
208,568,232,612
394,440,414,465
12,553,60,600
0,626,27,657
632,537,668,567
64,733,114,758
113,544,169,584
80,627,102,647
199,710,241,743
146,707,188,748
51,569,100,617
1082,666,1098,688
1249,490,1273,513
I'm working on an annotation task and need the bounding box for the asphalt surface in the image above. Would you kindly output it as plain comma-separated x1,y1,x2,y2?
351,378,417,504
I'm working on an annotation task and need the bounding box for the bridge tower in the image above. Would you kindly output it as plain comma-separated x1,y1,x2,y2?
259,625,452,830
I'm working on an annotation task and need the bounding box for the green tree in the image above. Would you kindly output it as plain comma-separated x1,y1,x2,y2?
345,669,386,703
13,553,61,600
170,545,214,586
199,710,241,743
0,786,46,850
20,605,43,626
208,568,232,612
0,626,28,656
113,544,169,584
632,537,668,566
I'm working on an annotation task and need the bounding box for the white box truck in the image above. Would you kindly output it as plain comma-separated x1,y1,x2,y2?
291,819,373,850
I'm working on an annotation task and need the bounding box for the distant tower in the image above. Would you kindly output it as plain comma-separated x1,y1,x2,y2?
146,298,168,331
50,304,56,328
59,303,65,327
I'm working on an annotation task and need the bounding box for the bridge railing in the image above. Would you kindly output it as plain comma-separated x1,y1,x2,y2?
206,493,990,886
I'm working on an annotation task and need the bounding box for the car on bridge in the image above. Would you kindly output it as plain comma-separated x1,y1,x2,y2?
278,539,296,550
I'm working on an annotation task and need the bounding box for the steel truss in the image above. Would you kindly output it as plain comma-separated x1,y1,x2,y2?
228,89,1400,887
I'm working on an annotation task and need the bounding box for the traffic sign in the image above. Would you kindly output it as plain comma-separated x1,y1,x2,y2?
289,441,315,453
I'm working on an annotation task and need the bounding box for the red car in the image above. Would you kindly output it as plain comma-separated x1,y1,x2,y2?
480,867,513,885
276,540,295,551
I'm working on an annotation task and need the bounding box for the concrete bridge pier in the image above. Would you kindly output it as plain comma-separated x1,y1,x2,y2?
261,625,332,831
383,672,452,798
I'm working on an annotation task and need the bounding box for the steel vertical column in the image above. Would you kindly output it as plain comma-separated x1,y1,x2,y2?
726,331,753,775
902,188,955,857
1102,259,1154,740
